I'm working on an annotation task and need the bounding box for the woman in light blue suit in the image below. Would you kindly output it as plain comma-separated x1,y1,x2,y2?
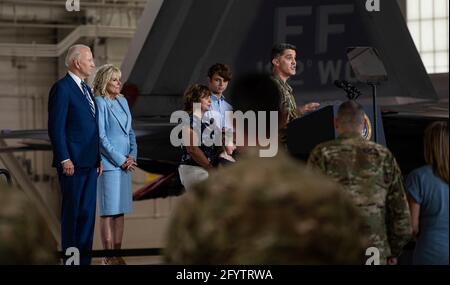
93,64,137,265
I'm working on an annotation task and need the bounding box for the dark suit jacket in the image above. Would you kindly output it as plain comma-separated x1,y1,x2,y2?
48,73,100,168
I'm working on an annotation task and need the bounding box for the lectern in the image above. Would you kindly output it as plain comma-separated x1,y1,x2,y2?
287,104,386,161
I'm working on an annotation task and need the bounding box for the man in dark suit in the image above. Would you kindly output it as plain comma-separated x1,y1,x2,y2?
48,44,102,265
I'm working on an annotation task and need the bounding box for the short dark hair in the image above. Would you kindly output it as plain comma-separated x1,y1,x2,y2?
271,43,297,62
207,63,232,81
336,100,365,128
183,84,211,113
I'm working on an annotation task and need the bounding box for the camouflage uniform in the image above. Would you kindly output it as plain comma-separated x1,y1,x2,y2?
271,76,298,144
165,149,369,265
308,132,412,264
0,182,56,264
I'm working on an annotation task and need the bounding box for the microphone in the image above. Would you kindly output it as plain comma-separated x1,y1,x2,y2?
334,80,345,89
342,80,351,88
334,80,352,88
334,80,362,100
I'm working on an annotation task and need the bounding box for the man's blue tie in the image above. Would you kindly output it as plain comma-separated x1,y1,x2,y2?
81,81,95,117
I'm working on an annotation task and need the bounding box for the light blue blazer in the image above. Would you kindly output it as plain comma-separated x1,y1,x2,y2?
95,95,137,171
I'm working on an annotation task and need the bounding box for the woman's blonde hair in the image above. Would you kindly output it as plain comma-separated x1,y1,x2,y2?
93,64,122,97
424,121,449,184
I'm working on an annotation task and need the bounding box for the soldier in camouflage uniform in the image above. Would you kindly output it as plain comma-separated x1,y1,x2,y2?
164,74,369,265
307,100,412,265
270,43,320,143
0,181,56,264
272,75,298,124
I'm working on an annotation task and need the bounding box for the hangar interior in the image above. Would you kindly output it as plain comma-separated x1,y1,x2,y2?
0,0,448,264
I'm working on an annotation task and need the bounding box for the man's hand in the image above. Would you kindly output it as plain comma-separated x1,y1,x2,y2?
299,102,320,116
97,162,103,177
62,160,75,176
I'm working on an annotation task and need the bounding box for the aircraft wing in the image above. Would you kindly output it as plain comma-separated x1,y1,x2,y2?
0,129,49,140
0,124,180,175
0,129,52,153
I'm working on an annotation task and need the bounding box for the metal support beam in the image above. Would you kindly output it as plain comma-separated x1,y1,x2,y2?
1,0,146,9
0,25,136,57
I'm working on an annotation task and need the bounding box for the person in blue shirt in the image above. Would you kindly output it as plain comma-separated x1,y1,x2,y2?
205,63,237,159
406,121,449,265
206,63,233,131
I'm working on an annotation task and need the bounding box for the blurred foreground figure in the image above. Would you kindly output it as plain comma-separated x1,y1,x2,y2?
164,152,368,264
0,182,56,264
164,74,368,265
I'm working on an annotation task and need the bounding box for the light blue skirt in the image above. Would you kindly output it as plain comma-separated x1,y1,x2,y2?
97,169,133,216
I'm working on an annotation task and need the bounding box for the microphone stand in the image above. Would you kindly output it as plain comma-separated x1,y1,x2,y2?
335,79,379,143
368,82,378,143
